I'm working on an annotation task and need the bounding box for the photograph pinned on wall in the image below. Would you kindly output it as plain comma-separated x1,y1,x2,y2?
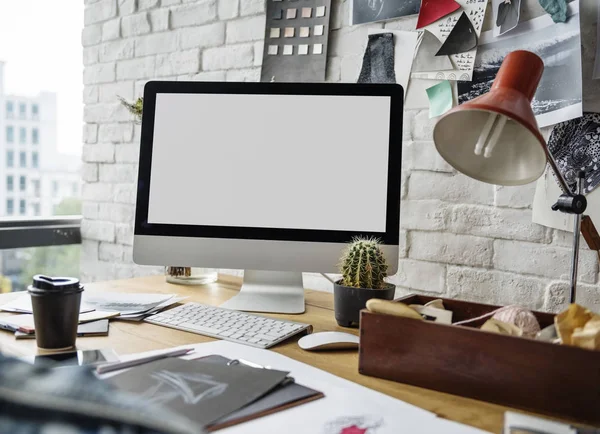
457,1,582,128
261,0,332,82
351,0,420,25
357,29,419,95
410,0,489,81
492,0,521,37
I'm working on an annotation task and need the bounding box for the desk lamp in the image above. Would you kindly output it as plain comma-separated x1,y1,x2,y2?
433,50,588,303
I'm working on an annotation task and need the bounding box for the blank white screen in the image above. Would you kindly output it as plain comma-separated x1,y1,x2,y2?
147,93,391,232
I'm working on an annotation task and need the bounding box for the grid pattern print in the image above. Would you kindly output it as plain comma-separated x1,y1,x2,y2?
260,0,332,82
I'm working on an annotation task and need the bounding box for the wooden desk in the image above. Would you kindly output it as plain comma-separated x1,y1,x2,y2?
0,275,515,433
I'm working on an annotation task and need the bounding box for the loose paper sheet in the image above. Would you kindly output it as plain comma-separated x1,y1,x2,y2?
492,0,522,37
426,80,454,117
416,0,460,29
109,341,489,434
367,28,420,96
82,292,176,315
411,0,488,81
0,294,94,314
458,1,582,128
532,166,600,232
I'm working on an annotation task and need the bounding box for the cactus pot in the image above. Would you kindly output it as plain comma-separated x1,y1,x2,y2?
333,280,395,327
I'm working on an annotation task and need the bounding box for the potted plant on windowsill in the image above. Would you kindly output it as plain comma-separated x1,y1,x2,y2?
334,237,395,327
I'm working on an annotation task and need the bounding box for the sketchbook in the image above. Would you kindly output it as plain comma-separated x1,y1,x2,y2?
107,357,292,428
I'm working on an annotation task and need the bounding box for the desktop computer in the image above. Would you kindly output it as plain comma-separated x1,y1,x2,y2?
133,81,403,316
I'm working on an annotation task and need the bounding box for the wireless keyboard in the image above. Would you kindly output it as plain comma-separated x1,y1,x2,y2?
145,302,312,349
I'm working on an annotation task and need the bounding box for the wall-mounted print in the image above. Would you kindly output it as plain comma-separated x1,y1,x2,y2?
547,113,600,195
410,0,489,81
351,0,420,25
457,2,582,128
492,0,521,36
260,0,332,82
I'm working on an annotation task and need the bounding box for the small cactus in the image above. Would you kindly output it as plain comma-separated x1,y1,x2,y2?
340,237,389,289
118,96,143,123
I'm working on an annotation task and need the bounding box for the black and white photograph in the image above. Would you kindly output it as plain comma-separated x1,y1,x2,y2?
492,0,521,36
352,0,420,25
458,3,582,128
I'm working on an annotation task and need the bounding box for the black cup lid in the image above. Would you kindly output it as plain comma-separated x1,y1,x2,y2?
31,275,82,293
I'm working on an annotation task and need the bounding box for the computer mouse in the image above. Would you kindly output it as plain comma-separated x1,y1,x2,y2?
298,331,360,351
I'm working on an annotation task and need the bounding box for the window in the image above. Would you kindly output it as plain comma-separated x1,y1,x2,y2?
7,150,14,168
33,179,40,196
72,182,78,196
33,203,40,216
32,104,39,119
6,126,14,143
19,199,26,215
32,152,38,169
19,175,26,192
7,176,13,192
52,180,59,195
19,103,26,119
6,101,13,118
19,151,26,168
32,128,39,145
6,199,14,215
19,127,26,144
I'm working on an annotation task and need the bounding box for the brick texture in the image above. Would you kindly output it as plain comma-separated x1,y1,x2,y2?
79,0,600,312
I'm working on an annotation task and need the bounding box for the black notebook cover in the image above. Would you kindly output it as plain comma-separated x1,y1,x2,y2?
198,355,324,432
108,357,290,428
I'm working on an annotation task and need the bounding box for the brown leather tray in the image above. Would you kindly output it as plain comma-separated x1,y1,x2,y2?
358,295,600,425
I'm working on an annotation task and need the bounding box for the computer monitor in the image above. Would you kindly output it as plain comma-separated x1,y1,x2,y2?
133,82,403,314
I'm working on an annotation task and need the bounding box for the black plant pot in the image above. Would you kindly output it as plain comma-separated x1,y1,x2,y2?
333,280,395,327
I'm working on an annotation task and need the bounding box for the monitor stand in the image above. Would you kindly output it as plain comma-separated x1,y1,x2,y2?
219,270,305,314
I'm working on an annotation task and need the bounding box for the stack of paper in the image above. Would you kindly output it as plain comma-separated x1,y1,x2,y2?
107,342,490,434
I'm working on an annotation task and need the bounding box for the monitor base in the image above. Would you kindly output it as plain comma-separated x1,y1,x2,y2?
219,270,305,314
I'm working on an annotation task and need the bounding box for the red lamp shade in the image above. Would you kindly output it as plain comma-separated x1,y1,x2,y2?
433,50,548,186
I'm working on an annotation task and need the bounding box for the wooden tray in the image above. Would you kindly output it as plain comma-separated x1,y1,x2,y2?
358,295,600,425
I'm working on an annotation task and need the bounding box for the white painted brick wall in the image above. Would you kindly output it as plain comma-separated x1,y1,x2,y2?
81,0,600,311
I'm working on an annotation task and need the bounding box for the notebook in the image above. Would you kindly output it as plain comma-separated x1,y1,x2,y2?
107,357,291,428
198,355,324,432
15,319,109,339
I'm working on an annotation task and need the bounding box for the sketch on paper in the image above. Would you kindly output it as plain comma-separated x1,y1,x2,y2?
410,0,488,81
322,415,384,434
140,370,228,406
352,0,420,25
458,2,582,128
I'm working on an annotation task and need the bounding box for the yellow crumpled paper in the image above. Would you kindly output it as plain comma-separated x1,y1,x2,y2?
555,304,600,350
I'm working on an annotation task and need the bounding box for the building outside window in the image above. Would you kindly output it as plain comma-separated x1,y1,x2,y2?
19,199,26,215
33,203,40,216
72,182,78,196
52,180,59,196
32,128,39,145
19,151,26,168
32,151,38,169
6,199,14,215
6,176,13,192
19,103,26,119
32,104,39,119
6,150,14,168
32,179,40,197
6,126,13,143
19,127,26,144
6,101,13,118
19,175,26,192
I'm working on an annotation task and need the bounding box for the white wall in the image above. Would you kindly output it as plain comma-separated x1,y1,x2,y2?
80,0,600,312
